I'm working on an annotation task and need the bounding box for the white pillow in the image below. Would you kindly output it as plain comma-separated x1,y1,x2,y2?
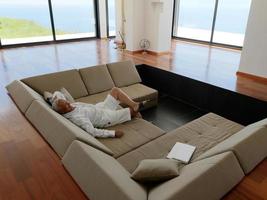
60,87,75,103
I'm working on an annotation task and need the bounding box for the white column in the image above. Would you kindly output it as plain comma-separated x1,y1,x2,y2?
124,0,145,51
98,0,108,38
122,0,174,53
144,0,174,53
239,0,267,78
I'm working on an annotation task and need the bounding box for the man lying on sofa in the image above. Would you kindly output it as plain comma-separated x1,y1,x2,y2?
51,87,142,139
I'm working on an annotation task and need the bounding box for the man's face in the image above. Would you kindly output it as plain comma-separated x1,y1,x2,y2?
56,99,74,114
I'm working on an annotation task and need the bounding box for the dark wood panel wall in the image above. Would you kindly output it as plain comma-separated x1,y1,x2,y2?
137,64,267,125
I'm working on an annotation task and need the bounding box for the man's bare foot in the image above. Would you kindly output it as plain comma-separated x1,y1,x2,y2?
136,112,142,118
130,107,142,118
115,130,124,138
133,102,140,112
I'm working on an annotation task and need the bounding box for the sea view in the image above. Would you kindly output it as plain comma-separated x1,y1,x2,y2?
0,0,250,46
0,4,96,33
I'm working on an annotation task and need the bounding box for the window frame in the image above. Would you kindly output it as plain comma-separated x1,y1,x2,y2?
0,0,100,48
106,0,116,38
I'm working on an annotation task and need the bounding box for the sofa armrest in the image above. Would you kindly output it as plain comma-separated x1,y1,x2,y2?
6,80,44,113
62,141,147,200
148,152,244,200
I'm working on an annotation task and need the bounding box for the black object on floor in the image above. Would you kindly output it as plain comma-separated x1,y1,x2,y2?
141,95,207,132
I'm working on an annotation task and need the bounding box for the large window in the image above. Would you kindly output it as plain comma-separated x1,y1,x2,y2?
213,0,251,46
0,0,97,46
173,0,215,42
0,0,53,45
52,0,96,40
107,0,116,37
173,0,251,47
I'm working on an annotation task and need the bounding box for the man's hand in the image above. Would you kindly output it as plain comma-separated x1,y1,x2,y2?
115,130,124,138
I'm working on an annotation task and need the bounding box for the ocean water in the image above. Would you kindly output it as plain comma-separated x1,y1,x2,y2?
0,1,250,35
177,0,251,34
0,4,97,33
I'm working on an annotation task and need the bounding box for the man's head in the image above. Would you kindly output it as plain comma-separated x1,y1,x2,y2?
52,99,74,114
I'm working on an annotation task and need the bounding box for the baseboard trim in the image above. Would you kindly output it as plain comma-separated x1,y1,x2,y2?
236,71,267,84
125,49,170,55
124,50,144,54
146,50,170,56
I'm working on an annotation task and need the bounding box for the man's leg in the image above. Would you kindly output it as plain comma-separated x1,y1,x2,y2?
110,87,139,111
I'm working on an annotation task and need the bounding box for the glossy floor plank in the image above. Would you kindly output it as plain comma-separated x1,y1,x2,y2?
0,39,267,200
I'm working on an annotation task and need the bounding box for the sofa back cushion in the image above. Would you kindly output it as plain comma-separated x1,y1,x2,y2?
148,152,244,200
79,65,115,95
22,69,88,99
25,100,113,157
107,60,141,87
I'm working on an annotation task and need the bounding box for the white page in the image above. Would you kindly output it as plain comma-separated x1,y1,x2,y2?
167,142,196,164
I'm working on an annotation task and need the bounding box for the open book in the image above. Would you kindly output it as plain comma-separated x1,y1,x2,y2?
167,142,196,164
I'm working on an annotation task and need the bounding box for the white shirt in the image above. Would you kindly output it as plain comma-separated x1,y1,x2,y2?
64,102,115,138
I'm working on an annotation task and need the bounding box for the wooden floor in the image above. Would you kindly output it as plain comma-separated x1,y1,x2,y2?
0,39,267,200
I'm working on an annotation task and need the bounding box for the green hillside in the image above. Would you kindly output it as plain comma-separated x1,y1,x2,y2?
0,17,65,38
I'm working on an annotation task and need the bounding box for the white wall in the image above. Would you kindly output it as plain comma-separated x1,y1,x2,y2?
124,0,145,51
115,0,123,42
144,1,174,52
239,0,267,78
120,0,173,52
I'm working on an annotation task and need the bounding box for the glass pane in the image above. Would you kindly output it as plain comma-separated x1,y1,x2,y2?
0,0,53,45
52,0,96,40
174,0,216,41
213,0,251,46
108,0,116,37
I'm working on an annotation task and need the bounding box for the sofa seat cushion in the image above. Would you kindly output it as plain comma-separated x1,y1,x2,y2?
76,91,110,104
195,117,267,174
22,69,88,99
107,60,141,87
117,113,244,173
76,84,158,109
98,118,165,158
121,83,158,103
79,65,115,95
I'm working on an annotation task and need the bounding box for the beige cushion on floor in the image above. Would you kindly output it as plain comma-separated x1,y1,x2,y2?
22,69,88,99
195,118,267,174
76,91,110,104
79,65,115,95
107,60,141,87
117,113,243,173
121,83,158,102
6,80,44,113
148,152,244,200
98,118,165,158
131,159,180,182
76,84,158,108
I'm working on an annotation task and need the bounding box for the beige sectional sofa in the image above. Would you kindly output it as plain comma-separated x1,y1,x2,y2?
6,60,267,200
